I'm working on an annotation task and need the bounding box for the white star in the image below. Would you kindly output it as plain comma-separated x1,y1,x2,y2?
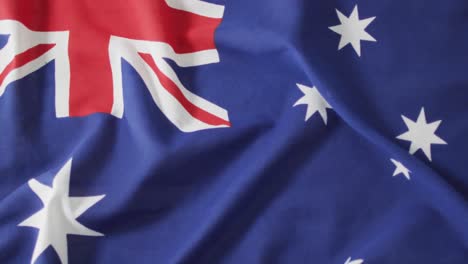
390,159,411,180
294,84,332,125
345,257,364,264
19,159,105,264
396,107,447,161
329,5,376,56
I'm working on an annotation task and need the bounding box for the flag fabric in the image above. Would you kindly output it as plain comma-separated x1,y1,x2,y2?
0,0,467,263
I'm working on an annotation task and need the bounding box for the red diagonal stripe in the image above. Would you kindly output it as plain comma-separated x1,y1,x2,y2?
0,43,55,87
139,52,231,127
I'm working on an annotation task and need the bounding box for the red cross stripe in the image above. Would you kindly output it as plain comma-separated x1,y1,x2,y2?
0,0,231,132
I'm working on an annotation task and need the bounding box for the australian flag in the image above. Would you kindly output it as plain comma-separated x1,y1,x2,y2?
0,0,467,263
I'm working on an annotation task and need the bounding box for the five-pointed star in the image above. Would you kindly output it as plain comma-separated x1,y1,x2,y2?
345,257,364,264
329,5,376,56
19,159,105,264
294,84,333,125
396,107,447,161
390,159,411,180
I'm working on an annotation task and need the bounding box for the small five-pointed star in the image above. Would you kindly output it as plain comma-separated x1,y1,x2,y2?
294,84,333,125
396,107,447,161
19,159,105,264
345,257,364,264
390,159,411,180
329,5,376,57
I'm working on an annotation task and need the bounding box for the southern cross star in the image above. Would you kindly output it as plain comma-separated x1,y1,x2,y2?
329,5,376,57
19,159,105,264
345,257,364,264
396,107,447,161
390,159,411,180
294,84,333,125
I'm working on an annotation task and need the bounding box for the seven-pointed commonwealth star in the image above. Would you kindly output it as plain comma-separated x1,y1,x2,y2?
294,84,333,125
19,159,105,264
329,5,376,56
396,108,447,161
390,159,411,180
